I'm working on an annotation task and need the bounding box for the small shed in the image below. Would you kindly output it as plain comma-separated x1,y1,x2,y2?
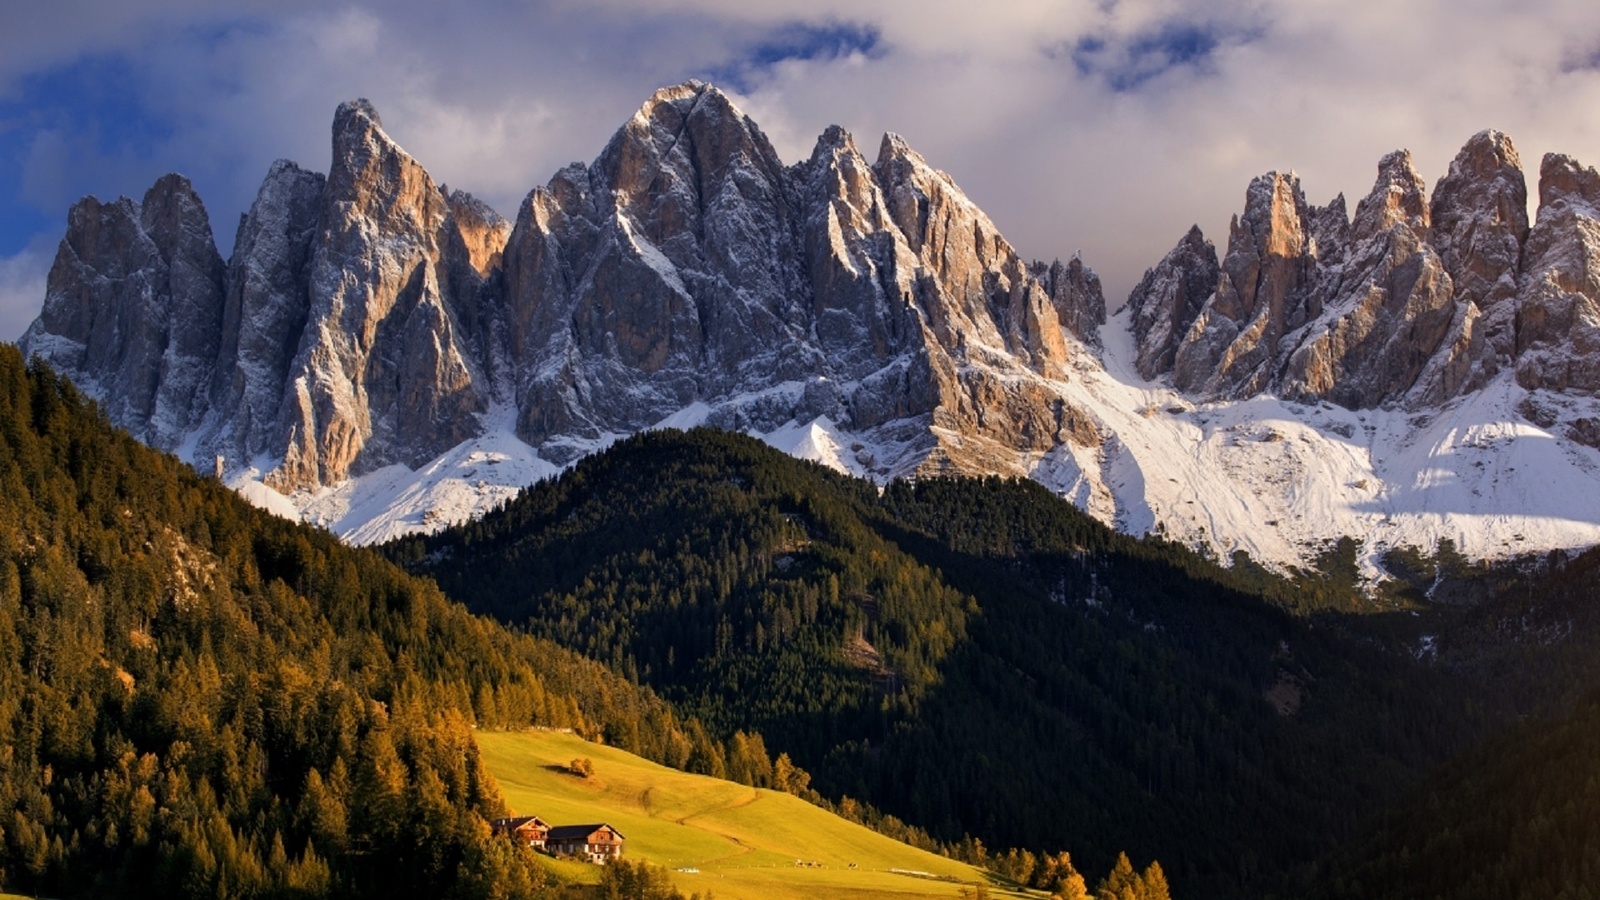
544,823,625,864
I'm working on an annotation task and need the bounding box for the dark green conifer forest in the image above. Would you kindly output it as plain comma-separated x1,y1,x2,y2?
389,427,1560,897
9,336,1600,900
0,346,733,899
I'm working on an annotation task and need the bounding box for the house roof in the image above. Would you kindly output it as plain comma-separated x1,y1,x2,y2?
491,815,549,831
546,824,624,841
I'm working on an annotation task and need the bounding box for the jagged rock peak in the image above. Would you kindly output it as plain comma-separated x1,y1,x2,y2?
1352,149,1429,241
21,172,227,448
1036,254,1108,346
1126,224,1220,380
1426,129,1528,385
208,158,325,463
1242,171,1309,259
1431,130,1527,256
597,79,787,218
636,79,710,113
1516,151,1600,395
1538,152,1600,216
814,123,854,152
335,98,382,130
878,132,919,165
267,94,489,491
1451,130,1521,180
1170,170,1313,397
620,80,751,142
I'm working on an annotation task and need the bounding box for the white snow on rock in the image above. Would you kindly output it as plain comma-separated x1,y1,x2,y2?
199,305,1600,578
224,430,557,546
759,416,868,478
1037,307,1600,575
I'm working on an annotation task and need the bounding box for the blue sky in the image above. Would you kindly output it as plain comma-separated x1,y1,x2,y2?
4,0,1600,340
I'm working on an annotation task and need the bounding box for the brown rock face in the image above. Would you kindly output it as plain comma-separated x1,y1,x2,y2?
1173,172,1317,396
1351,150,1430,242
1280,151,1459,408
1280,227,1456,407
23,82,1110,495
502,81,1103,467
502,82,816,452
271,100,496,490
1515,153,1600,393
22,174,226,447
1125,225,1219,380
868,131,1098,453
1429,130,1527,374
1160,132,1545,411
211,160,324,462
1035,255,1106,348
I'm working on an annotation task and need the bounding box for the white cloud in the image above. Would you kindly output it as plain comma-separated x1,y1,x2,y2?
4,0,1600,313
0,239,53,343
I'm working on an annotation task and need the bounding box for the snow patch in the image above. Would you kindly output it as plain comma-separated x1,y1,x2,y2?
759,416,868,478
228,475,303,523
194,305,1600,573
292,430,557,546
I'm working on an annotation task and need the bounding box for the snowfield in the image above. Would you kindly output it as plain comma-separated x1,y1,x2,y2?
220,309,1600,578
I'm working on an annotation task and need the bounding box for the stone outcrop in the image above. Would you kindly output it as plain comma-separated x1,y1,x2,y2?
27,90,1600,566
1135,131,1600,413
22,174,226,448
1516,153,1600,393
1125,225,1218,381
1278,150,1459,408
211,160,324,463
22,82,1107,492
272,99,492,489
502,82,817,453
501,82,1104,467
1171,172,1320,397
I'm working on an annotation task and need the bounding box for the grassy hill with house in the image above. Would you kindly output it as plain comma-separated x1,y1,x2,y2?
477,729,1031,900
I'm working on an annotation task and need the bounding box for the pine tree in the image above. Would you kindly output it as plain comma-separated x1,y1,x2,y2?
1138,860,1171,900
1096,851,1139,900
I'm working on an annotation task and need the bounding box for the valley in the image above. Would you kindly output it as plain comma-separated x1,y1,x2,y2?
8,71,1600,900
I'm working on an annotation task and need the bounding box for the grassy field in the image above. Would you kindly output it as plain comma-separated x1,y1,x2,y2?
477,730,1032,900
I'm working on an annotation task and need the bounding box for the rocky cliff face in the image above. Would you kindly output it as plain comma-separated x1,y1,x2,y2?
1516,153,1600,396
25,88,1600,569
211,160,324,464
1170,171,1321,397
22,81,1106,499
1124,225,1218,381
24,175,226,449
1127,130,1600,415
272,99,495,490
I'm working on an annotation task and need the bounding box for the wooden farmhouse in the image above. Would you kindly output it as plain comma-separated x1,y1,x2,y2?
544,824,626,864
489,815,551,848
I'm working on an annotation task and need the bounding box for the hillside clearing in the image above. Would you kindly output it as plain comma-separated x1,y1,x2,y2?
476,730,1032,899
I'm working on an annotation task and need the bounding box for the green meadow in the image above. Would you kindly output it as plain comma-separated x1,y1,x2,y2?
476,730,1032,899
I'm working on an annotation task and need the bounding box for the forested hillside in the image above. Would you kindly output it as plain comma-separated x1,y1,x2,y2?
12,331,1600,900
389,428,1497,897
1305,542,1600,900
1316,686,1600,900
0,346,732,900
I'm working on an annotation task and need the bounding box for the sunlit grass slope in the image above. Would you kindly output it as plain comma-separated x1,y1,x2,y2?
477,730,1030,899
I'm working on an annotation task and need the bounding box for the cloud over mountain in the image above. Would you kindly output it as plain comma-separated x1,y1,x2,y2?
3,0,1600,344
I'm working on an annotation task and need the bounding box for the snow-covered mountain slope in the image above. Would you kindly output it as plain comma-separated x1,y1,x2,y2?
221,299,1600,581
21,83,1600,577
1049,307,1600,573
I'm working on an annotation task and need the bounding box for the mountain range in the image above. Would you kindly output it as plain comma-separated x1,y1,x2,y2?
21,81,1600,573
